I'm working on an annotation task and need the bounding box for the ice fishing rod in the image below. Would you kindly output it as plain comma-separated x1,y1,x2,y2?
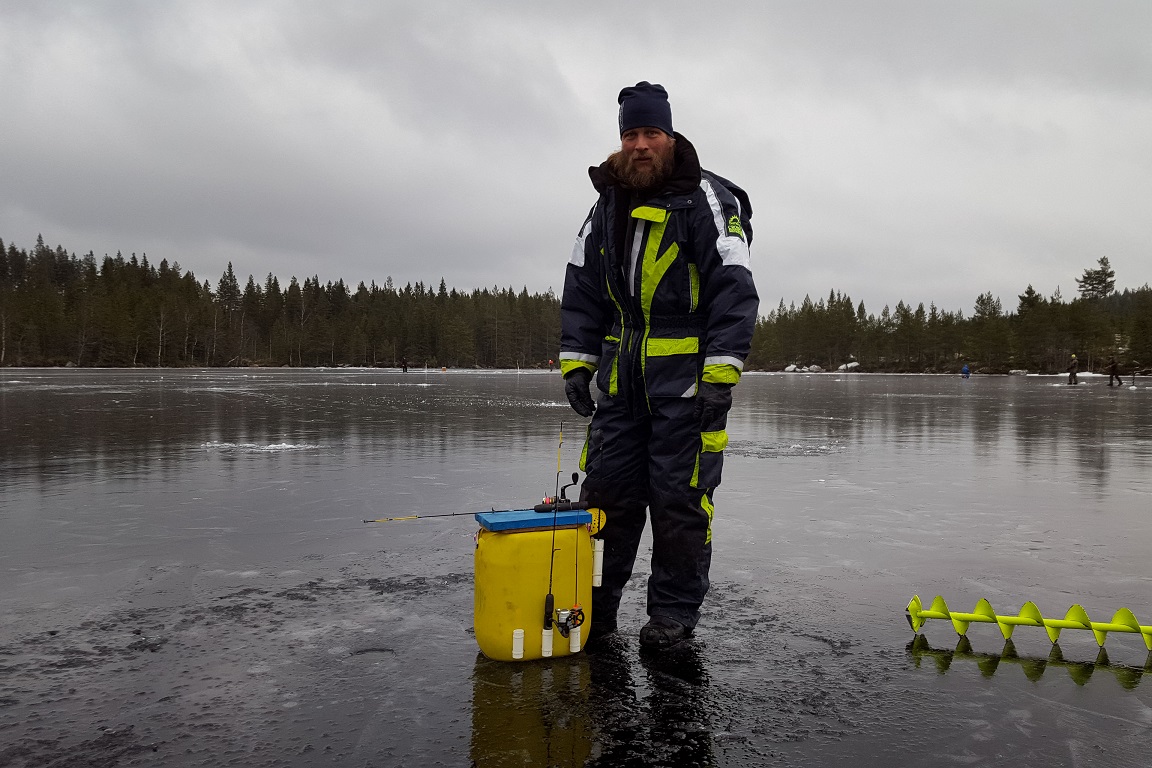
540,422,586,655
361,494,589,523
362,489,588,522
542,423,562,643
362,511,478,523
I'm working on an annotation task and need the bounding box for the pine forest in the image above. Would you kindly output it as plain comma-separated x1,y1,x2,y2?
2,235,1149,375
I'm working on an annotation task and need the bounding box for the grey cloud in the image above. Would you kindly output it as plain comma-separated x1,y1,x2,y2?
2,1,1149,315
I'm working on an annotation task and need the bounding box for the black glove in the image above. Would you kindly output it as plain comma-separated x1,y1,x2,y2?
694,381,733,431
564,368,595,417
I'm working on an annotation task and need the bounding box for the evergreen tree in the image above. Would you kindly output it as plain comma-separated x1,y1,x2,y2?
1076,257,1116,301
1128,287,1152,372
1,233,1147,375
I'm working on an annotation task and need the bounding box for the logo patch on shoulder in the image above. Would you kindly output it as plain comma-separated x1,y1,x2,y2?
726,215,744,237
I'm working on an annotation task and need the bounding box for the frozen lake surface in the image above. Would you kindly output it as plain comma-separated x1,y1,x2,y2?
2,368,1151,767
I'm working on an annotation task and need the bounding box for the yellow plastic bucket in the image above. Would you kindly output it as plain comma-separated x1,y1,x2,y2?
473,509,594,661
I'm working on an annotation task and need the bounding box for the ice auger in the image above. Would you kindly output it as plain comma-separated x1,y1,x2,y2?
906,595,1152,649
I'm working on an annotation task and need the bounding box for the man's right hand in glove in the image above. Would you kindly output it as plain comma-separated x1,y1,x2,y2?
564,368,595,417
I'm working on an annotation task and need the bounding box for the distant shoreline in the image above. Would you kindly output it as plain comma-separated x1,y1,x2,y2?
3,365,1147,378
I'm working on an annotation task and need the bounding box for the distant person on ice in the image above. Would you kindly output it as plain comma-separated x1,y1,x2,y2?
1108,356,1124,387
559,82,759,650
961,364,970,379
1067,354,1078,385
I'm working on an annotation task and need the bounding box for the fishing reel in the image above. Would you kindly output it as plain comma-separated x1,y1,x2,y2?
555,605,586,638
557,472,580,501
535,472,589,512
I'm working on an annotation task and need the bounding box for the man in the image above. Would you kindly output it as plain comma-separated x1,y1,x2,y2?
559,82,759,650
1107,356,1123,387
1067,354,1078,385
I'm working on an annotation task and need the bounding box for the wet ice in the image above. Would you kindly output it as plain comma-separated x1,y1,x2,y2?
1,369,1150,766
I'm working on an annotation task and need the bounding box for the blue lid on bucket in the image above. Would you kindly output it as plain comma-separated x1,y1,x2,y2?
476,509,592,532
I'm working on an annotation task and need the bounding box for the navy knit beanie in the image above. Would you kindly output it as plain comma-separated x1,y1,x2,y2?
617,81,673,136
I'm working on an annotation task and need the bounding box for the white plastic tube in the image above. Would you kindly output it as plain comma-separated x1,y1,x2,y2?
512,629,524,660
592,539,605,587
541,628,553,658
569,624,581,653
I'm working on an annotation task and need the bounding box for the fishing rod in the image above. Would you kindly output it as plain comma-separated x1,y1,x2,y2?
362,492,589,523
362,511,478,524
542,423,563,652
541,423,586,654
363,425,588,525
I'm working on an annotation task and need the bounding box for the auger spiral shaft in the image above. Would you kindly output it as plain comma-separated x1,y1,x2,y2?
906,595,1152,649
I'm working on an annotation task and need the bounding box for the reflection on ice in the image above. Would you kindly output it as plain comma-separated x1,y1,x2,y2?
726,439,844,458
908,635,1152,690
201,441,320,453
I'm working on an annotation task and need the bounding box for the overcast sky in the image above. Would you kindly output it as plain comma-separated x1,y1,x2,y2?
2,1,1149,315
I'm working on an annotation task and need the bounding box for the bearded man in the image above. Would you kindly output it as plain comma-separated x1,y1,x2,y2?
559,82,759,650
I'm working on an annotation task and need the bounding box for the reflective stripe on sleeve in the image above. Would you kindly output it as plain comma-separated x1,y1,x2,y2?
702,363,741,384
701,179,751,269
559,350,598,378
703,355,744,370
560,359,597,376
560,351,599,364
569,219,593,267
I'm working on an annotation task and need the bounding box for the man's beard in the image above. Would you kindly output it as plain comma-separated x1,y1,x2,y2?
607,140,676,191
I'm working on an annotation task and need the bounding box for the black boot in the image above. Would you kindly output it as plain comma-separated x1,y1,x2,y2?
639,616,693,649
583,618,621,654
